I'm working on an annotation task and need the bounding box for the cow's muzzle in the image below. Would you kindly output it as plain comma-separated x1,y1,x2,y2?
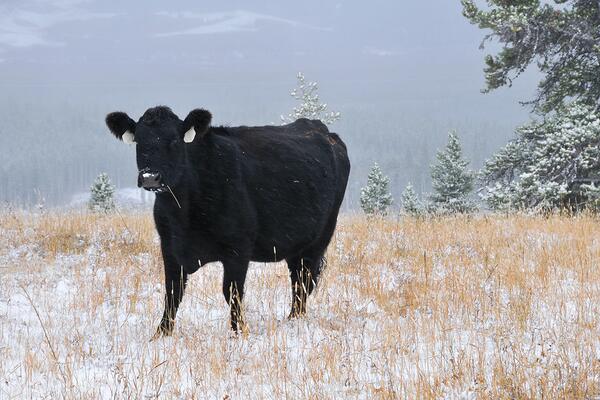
138,168,166,192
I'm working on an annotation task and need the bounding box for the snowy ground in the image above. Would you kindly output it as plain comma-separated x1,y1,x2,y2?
1,212,600,399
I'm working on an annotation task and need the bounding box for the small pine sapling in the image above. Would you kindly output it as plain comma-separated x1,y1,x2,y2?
360,163,394,216
89,172,116,213
401,183,422,217
281,72,341,125
429,132,477,214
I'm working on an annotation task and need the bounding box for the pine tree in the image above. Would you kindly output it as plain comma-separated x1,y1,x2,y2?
281,72,341,125
360,163,393,216
401,183,422,217
89,172,115,213
429,132,476,214
462,0,600,113
463,1,600,212
480,102,600,211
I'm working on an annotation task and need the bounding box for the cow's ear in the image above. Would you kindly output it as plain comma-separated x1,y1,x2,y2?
106,112,136,144
182,109,212,143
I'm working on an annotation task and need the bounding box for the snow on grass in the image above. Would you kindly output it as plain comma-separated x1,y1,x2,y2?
1,211,600,398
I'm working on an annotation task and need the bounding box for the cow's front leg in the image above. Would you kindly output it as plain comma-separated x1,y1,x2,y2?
153,253,188,339
222,258,249,333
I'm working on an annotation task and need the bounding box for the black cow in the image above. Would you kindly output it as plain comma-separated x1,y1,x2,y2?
105,106,350,336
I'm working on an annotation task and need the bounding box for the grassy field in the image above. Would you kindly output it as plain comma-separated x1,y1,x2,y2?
1,211,600,399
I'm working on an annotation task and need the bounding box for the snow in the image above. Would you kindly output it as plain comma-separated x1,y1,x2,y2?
155,10,327,37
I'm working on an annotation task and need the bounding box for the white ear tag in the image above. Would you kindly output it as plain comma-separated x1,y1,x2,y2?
184,126,196,143
122,130,135,144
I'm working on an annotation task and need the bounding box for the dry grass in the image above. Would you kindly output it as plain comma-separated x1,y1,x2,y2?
1,210,600,399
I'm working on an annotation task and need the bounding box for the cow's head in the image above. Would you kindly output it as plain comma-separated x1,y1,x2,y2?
105,106,211,192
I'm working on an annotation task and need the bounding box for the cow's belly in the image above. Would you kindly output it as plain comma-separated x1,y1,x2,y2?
250,225,320,262
250,243,297,262
165,196,332,267
171,233,221,274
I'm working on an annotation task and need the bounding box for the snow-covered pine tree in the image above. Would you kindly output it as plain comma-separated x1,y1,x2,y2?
480,102,600,212
89,172,115,213
281,72,341,125
463,1,600,212
401,183,421,217
360,163,393,216
401,182,423,217
462,0,600,114
429,132,476,214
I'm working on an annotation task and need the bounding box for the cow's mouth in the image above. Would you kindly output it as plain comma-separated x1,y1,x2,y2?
138,168,167,192
147,186,168,193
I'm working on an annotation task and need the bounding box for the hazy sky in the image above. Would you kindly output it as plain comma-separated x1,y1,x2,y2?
0,0,537,108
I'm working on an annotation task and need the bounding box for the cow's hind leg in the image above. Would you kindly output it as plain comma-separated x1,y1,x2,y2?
286,208,341,318
222,258,249,333
286,248,326,319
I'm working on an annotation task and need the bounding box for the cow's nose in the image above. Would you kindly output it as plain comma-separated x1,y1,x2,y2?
138,169,163,190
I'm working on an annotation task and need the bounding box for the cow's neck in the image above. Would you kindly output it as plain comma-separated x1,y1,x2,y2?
155,134,225,214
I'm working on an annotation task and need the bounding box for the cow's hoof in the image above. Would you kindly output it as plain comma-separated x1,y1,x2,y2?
230,321,249,337
150,324,173,342
149,331,162,342
288,306,306,320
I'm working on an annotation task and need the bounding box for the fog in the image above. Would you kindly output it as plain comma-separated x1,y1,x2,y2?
0,0,538,208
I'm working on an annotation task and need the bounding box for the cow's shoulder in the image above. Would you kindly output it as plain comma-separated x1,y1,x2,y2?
289,118,329,133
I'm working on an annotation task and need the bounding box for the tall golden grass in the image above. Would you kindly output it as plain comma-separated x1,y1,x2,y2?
1,210,600,399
